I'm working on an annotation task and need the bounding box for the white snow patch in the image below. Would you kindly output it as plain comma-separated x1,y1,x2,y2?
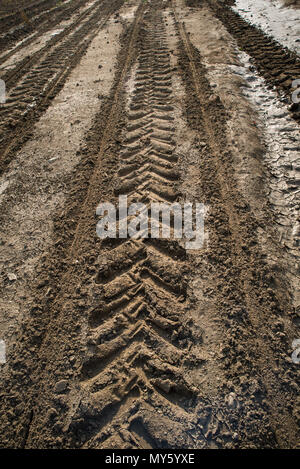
231,51,300,255
233,0,300,55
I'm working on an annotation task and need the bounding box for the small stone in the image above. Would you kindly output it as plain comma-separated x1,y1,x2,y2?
55,380,68,393
0,340,6,364
47,407,58,420
69,355,76,365
157,379,172,394
49,156,59,163
226,392,238,409
7,273,17,281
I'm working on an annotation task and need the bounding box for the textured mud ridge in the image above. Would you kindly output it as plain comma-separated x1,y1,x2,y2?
174,3,299,448
0,0,299,450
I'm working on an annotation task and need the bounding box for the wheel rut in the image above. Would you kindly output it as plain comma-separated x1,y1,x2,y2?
0,0,90,57
0,0,123,173
73,5,201,449
206,0,300,123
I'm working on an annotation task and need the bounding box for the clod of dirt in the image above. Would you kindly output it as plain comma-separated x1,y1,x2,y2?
54,380,68,393
7,272,17,281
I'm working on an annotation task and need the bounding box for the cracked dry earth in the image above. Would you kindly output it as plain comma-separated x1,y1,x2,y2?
0,0,299,449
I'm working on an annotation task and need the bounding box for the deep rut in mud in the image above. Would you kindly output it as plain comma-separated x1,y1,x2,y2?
75,9,201,448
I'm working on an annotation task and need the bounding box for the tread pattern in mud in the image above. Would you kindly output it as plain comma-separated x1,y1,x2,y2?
0,0,61,35
207,0,300,122
73,9,201,449
0,0,89,61
0,0,121,171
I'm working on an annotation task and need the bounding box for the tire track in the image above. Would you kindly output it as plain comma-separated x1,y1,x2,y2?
1,0,102,89
67,5,202,449
0,0,90,64
0,0,72,41
0,0,149,448
206,0,300,122
0,0,122,173
173,0,300,448
0,0,53,20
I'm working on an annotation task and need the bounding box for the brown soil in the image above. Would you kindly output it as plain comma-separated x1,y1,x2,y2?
0,0,124,173
0,1,70,38
0,0,90,56
281,0,300,8
0,0,299,449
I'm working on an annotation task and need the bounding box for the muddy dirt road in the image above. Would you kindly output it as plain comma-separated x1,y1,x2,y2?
0,0,299,449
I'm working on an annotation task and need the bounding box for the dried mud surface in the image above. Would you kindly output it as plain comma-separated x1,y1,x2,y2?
0,0,299,449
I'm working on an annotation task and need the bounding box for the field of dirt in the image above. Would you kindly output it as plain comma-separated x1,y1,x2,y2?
0,0,299,449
